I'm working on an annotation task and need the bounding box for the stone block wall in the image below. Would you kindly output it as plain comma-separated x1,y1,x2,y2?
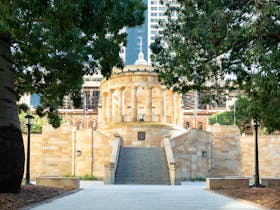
241,135,280,177
170,125,242,180
100,123,185,148
41,125,73,176
23,133,43,179
24,123,280,181
23,125,115,180
170,129,211,180
210,124,241,176
75,129,114,178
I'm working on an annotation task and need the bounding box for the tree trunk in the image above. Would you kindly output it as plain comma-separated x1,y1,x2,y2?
0,32,25,193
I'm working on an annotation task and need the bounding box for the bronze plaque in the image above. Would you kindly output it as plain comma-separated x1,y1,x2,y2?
138,132,145,141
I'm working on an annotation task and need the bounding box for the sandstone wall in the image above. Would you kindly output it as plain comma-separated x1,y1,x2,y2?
41,125,73,177
24,123,280,181
170,125,242,180
241,135,280,177
23,125,114,180
210,125,241,177
170,129,211,180
22,133,43,179
100,123,185,147
75,129,114,178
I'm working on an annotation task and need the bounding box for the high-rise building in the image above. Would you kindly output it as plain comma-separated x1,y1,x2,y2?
125,0,179,65
125,0,148,65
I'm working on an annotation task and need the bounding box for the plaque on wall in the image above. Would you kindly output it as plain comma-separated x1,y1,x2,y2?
138,132,145,141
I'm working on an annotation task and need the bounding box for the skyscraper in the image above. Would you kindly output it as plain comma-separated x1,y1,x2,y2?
125,0,148,65
125,0,178,65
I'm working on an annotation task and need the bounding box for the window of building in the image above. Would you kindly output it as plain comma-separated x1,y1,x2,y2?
91,90,100,110
198,122,203,130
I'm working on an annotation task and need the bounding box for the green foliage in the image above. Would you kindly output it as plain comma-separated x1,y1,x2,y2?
0,0,146,128
209,111,234,125
191,177,206,182
64,174,98,181
47,111,62,129
18,103,30,113
151,0,280,131
234,94,280,133
18,112,45,133
35,105,46,118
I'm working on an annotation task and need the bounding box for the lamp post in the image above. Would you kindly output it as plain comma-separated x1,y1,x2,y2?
251,119,264,187
25,114,34,185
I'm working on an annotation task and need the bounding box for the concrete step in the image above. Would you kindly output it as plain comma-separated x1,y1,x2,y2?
115,147,170,185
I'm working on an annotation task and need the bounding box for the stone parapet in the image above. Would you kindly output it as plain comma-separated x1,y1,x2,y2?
206,177,250,190
261,178,280,186
36,176,80,190
164,136,177,185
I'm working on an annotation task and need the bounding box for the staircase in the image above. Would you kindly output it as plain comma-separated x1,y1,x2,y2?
115,147,170,185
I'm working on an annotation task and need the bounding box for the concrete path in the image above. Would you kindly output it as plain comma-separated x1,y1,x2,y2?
30,181,265,210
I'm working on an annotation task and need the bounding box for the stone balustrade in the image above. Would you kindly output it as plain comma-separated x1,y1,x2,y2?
164,136,177,185
104,135,122,184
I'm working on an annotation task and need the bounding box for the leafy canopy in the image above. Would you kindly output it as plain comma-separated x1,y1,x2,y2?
0,0,146,127
151,0,280,131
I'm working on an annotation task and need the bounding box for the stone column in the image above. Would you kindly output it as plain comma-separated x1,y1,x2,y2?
131,86,138,122
171,92,176,124
145,87,153,121
118,88,124,122
89,90,93,109
178,95,183,127
102,92,107,126
107,89,114,124
175,94,179,125
160,88,166,123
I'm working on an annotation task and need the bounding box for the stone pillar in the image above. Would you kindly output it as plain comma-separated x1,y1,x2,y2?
118,88,124,122
131,86,138,122
175,94,180,125
172,92,176,124
107,89,114,124
102,93,107,126
160,88,166,123
97,101,102,128
89,90,93,109
145,87,153,121
178,95,183,127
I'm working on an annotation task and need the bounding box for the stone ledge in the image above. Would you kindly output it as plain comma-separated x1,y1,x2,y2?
261,178,280,186
36,176,80,190
206,177,250,190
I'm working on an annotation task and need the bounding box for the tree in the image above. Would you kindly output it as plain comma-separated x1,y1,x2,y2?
0,0,146,193
151,0,280,131
209,111,234,126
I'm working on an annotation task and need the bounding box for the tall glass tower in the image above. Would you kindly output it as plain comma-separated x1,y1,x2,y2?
125,0,148,65
125,0,178,65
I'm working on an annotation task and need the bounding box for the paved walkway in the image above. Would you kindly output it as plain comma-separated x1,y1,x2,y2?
30,181,265,210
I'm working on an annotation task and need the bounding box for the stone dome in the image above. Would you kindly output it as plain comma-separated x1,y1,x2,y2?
134,52,148,65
